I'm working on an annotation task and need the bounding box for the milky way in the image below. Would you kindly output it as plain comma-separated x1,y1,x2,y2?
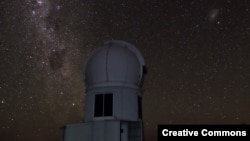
20,0,86,123
1,0,94,140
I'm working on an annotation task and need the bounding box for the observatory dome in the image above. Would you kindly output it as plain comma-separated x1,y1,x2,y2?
84,40,146,88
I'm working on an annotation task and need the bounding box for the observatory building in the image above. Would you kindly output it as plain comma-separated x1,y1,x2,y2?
62,40,147,141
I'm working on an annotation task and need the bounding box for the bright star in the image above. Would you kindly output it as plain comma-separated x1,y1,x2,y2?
37,0,44,5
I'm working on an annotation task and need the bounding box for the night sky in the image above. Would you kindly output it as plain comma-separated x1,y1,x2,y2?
1,0,250,140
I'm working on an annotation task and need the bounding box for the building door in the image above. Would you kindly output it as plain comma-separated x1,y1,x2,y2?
121,122,128,141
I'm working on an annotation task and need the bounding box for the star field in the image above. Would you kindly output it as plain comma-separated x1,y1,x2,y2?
1,0,250,141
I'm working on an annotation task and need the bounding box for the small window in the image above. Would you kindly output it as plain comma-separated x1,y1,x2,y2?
138,96,142,119
104,94,113,116
94,94,103,117
94,93,113,117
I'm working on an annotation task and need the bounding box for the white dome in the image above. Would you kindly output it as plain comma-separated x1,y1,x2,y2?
84,40,146,88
